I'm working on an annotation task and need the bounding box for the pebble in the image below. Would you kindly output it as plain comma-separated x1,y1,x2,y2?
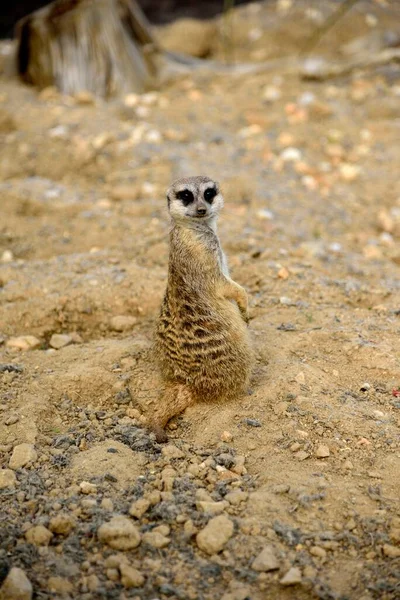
161,444,185,459
196,500,229,515
0,468,17,489
97,516,141,550
310,545,327,558
49,513,76,535
315,445,330,458
142,531,170,548
220,430,233,442
101,498,114,511
74,90,95,104
294,450,309,461
79,481,98,494
6,336,41,351
49,334,73,349
25,525,53,546
9,444,38,470
119,564,145,588
5,415,20,426
47,576,74,595
262,85,281,102
109,315,137,331
251,546,280,572
339,163,361,182
225,490,248,506
129,498,150,518
1,250,13,263
104,554,127,569
243,418,261,427
280,566,302,586
280,147,302,162
0,567,32,600
196,515,234,555
383,544,400,558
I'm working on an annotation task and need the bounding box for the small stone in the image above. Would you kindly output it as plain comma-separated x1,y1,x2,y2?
6,336,41,351
220,431,233,442
109,315,137,331
129,498,150,518
294,450,309,461
196,500,229,515
383,544,400,558
5,415,19,426
196,515,234,555
101,498,114,511
280,567,302,586
295,371,305,384
225,490,248,506
25,525,53,546
342,460,354,470
49,513,76,535
142,531,170,548
243,418,261,427
252,546,280,572
104,554,129,569
281,147,302,162
1,250,13,263
74,90,95,104
278,266,289,280
263,85,281,102
47,577,73,595
106,568,119,581
0,567,32,600
310,546,327,558
119,564,145,588
86,574,100,592
49,334,73,349
79,481,97,494
0,469,17,489
161,444,185,459
9,444,38,470
315,445,330,458
339,163,361,182
97,516,141,550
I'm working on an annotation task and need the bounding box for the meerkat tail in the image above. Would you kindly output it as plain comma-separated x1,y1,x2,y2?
149,384,194,443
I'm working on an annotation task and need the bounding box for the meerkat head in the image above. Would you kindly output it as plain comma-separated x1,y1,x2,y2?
166,176,224,225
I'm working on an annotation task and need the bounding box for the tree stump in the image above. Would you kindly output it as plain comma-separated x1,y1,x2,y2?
16,0,159,97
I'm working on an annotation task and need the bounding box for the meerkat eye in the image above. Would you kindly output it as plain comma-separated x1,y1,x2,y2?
204,187,217,203
176,189,194,206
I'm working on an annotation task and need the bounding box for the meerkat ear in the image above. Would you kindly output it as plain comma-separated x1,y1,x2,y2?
167,194,171,208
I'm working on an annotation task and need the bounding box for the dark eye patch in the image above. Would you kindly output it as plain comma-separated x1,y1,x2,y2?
176,189,194,206
204,187,217,203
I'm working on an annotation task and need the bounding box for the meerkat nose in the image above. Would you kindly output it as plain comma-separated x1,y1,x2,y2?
197,207,207,216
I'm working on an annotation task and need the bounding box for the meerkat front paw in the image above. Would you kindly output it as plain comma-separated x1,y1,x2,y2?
240,307,250,324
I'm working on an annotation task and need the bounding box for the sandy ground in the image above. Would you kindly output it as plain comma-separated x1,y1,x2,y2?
0,1,400,599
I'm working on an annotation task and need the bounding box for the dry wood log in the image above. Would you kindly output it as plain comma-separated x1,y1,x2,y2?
16,0,159,97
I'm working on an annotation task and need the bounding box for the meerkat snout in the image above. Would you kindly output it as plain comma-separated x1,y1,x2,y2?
167,176,224,223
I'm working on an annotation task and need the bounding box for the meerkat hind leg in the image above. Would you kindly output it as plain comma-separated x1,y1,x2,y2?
150,383,195,443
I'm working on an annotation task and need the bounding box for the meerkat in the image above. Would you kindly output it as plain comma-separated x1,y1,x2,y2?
151,175,253,441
